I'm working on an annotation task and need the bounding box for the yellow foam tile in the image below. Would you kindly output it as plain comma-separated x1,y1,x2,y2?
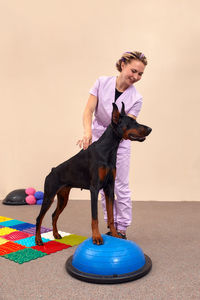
0,227,17,236
0,238,8,245
0,216,13,222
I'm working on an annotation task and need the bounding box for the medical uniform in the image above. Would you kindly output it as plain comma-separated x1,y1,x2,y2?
89,76,143,231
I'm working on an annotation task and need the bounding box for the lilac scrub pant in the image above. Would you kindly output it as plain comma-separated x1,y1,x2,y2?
92,132,132,232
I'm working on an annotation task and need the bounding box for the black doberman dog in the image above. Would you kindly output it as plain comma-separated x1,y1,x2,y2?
35,102,151,246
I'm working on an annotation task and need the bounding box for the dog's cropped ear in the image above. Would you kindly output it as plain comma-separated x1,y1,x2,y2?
112,103,120,125
121,102,126,116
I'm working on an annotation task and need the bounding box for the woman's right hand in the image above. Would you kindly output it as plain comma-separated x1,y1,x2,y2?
76,133,92,150
77,94,97,150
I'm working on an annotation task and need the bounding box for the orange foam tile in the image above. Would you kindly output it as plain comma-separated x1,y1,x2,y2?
0,241,26,255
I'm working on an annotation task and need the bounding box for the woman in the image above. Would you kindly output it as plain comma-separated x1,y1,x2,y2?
77,51,148,239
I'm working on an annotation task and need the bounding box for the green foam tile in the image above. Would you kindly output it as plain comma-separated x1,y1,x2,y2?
3,248,47,264
54,234,87,246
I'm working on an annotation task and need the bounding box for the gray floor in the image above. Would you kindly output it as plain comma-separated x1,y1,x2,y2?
1,200,200,300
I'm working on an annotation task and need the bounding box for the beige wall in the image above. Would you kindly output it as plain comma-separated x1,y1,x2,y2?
0,0,200,201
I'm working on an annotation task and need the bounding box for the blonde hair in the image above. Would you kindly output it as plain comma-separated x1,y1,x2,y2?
116,51,148,72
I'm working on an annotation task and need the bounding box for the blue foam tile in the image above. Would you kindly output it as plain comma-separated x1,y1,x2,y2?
14,236,50,247
9,223,35,231
0,220,25,227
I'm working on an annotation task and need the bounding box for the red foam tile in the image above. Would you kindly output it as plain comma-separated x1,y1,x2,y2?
2,231,33,241
31,241,71,254
0,241,26,255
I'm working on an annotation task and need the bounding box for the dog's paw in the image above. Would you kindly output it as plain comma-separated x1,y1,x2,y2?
92,235,103,245
53,232,62,239
35,239,44,246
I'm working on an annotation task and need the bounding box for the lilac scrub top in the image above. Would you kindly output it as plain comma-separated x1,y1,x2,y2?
89,76,143,152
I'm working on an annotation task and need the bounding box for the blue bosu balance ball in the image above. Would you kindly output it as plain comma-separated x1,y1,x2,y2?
66,234,152,284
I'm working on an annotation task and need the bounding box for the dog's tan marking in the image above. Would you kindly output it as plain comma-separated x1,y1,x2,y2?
123,128,140,139
98,166,109,181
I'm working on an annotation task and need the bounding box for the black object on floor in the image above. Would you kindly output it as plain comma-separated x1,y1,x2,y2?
3,189,28,205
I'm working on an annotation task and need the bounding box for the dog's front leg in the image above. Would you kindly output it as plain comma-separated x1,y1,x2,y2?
104,185,120,238
90,187,103,245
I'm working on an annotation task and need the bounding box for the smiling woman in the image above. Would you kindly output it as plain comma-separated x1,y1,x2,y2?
116,60,146,93
115,52,147,95
77,51,148,239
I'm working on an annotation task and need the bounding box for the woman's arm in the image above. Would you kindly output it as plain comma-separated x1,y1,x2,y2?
77,94,98,150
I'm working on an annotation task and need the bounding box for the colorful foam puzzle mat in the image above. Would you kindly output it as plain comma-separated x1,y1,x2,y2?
0,216,87,264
